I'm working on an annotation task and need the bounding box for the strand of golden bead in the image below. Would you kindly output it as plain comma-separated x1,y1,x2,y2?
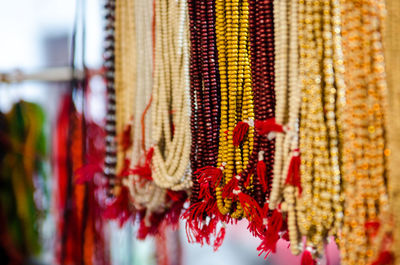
297,0,343,255
339,0,390,264
114,0,136,174
215,0,255,218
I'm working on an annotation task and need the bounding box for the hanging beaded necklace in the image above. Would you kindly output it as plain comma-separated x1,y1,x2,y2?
187,0,221,205
213,0,254,218
339,1,390,264
150,0,192,191
103,0,117,196
115,0,136,175
263,0,302,256
296,0,344,256
245,0,275,208
121,0,166,214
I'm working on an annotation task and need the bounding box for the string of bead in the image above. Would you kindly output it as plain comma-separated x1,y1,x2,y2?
103,0,117,196
269,0,302,255
151,0,192,191
115,0,136,174
187,0,221,204
214,0,255,218
246,0,275,208
339,0,390,264
123,0,166,212
297,0,343,255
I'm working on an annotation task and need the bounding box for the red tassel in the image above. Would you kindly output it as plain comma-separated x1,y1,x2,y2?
129,166,152,180
75,163,102,184
196,165,224,187
213,226,226,251
365,221,381,237
285,150,302,194
182,200,218,245
164,192,187,227
233,121,250,146
238,192,262,223
118,159,131,178
301,249,316,265
257,152,268,192
137,212,164,239
247,203,267,239
129,147,154,180
257,209,283,258
371,251,395,265
222,175,240,198
120,124,132,151
103,186,133,227
255,118,284,136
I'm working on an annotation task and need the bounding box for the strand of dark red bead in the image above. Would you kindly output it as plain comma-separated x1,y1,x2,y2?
103,0,117,197
241,0,275,207
188,0,220,204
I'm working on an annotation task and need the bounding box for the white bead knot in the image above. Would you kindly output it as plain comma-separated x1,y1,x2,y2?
232,188,241,195
263,218,268,226
283,124,290,132
220,162,227,171
293,150,300,157
258,150,265,161
267,131,277,140
235,175,241,180
245,118,254,127
306,246,316,254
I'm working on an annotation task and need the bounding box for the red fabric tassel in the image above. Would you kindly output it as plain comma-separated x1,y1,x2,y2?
285,150,302,194
371,251,395,265
255,118,284,135
222,176,240,198
257,209,283,258
365,221,381,237
137,212,164,240
129,166,152,180
238,192,262,223
196,166,224,187
165,193,187,227
130,147,154,180
182,200,217,245
117,159,131,178
213,226,226,251
233,121,250,146
257,160,268,192
301,249,316,265
120,124,132,151
103,186,133,227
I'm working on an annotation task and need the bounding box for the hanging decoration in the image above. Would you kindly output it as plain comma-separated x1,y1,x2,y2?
339,0,391,264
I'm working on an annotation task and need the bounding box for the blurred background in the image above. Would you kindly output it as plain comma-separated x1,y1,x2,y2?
0,1,340,264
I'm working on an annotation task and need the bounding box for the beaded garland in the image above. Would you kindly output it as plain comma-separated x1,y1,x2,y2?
115,0,136,175
246,0,276,207
96,0,396,263
339,0,390,264
149,0,192,191
267,0,302,255
103,0,117,196
122,0,166,219
187,0,221,204
212,0,255,218
296,0,345,256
